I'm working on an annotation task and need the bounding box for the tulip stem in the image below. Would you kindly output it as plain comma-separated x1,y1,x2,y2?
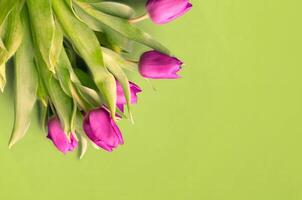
129,13,149,24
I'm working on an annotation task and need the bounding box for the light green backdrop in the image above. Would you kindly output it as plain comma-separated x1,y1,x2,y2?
1,0,302,199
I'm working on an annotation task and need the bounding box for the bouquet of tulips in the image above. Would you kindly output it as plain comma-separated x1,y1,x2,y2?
0,0,192,157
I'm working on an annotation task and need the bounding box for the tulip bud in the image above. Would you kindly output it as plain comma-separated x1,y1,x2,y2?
47,118,78,154
146,0,192,24
116,81,142,112
139,50,183,79
83,108,123,152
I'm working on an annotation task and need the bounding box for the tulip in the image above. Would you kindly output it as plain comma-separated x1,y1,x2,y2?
47,117,78,154
146,0,192,24
83,108,123,152
139,50,183,79
116,81,142,112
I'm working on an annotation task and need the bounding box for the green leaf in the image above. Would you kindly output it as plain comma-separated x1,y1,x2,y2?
55,48,100,111
0,1,23,62
95,31,132,53
75,112,88,159
54,49,75,96
74,68,98,90
64,0,85,23
91,2,134,19
0,0,17,26
64,40,77,67
77,0,104,3
0,2,24,92
0,39,7,52
38,102,48,133
35,48,76,135
71,6,132,53
37,74,48,106
79,135,88,159
0,64,6,92
0,0,18,50
102,47,132,116
51,22,64,69
73,83,101,110
27,0,62,73
102,47,137,72
74,2,170,54
53,0,117,119
9,8,38,148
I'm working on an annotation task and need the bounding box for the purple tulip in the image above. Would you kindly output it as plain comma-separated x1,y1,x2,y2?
116,81,142,112
146,0,192,24
139,50,183,79
83,107,124,152
47,117,78,154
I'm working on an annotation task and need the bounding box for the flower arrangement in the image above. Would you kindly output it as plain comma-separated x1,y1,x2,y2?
1,0,192,157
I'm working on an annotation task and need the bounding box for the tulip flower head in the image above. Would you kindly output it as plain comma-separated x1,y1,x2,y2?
47,118,78,154
83,108,124,152
139,50,183,79
146,0,192,24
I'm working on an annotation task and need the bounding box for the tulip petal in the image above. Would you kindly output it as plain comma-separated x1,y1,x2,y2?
95,140,113,152
116,80,142,111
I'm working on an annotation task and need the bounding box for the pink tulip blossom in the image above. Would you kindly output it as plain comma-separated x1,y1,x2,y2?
83,108,123,152
139,50,183,79
47,117,78,154
146,0,192,24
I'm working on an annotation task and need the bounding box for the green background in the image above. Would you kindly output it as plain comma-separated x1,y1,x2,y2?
1,0,302,199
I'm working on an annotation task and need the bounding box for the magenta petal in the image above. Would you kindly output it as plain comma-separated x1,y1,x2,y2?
129,82,142,104
69,134,78,151
146,0,192,24
116,80,142,110
117,104,125,113
95,140,113,152
110,119,124,145
116,81,126,105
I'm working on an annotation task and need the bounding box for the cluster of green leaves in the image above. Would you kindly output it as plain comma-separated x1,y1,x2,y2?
0,0,169,157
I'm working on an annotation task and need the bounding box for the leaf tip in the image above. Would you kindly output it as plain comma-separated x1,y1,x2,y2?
129,111,134,124
8,140,16,149
8,132,21,149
